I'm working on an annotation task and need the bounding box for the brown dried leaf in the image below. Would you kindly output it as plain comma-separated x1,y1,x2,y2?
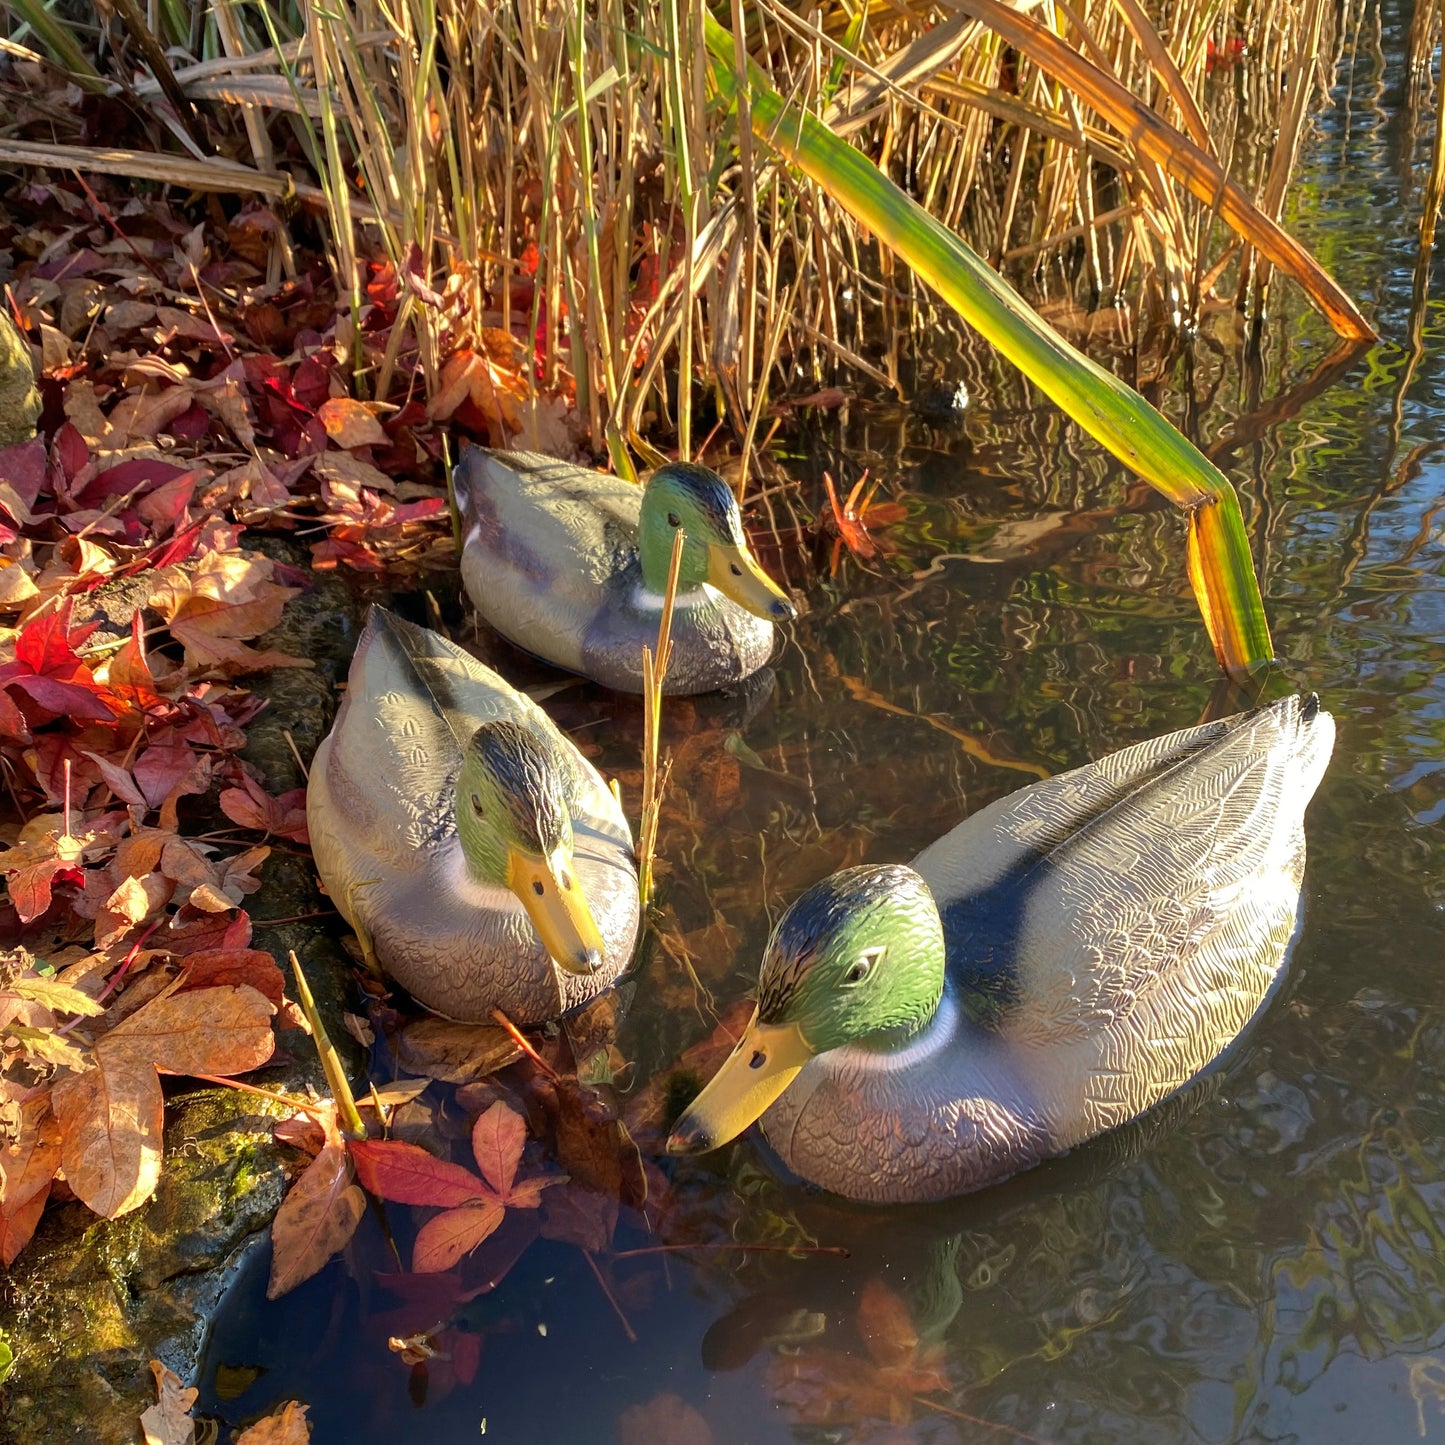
139,1359,197,1445
394,1017,521,1084
618,1393,713,1445
109,385,195,440
0,1180,50,1267
102,983,276,1076
266,1144,365,1300
857,1277,920,1370
540,1183,618,1253
317,397,389,448
53,1051,164,1218
0,1097,61,1263
234,1401,312,1444
312,450,395,494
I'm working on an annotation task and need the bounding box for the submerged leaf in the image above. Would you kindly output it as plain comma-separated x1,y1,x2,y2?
234,1401,312,1444
411,1201,505,1274
267,1144,365,1300
349,1138,491,1208
470,1100,525,1201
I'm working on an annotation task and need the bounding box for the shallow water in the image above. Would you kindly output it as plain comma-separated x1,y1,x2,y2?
200,13,1444,1444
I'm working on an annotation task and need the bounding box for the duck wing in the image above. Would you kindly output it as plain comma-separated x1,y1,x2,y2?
456,448,641,593
322,608,592,866
912,696,1334,1042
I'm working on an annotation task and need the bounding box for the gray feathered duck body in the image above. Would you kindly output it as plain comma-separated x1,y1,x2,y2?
307,607,639,1025
453,448,795,694
670,696,1334,1203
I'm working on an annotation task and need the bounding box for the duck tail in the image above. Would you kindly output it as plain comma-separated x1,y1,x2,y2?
1286,692,1335,811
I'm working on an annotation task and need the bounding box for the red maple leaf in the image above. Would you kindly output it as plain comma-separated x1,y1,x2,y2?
350,1101,556,1274
0,600,118,721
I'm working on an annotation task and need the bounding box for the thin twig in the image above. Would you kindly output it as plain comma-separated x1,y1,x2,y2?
254,910,340,926
282,729,310,782
583,1250,638,1343
914,1395,1056,1444
611,1241,851,1258
491,1008,560,1080
186,1072,333,1118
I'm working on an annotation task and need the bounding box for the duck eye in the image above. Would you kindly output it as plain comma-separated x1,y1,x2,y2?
729,563,742,576
846,949,882,984
667,511,681,528
749,1050,766,1069
470,795,484,817
532,880,545,896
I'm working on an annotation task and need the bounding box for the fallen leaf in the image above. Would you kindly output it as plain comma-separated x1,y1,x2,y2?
471,1100,525,1201
540,1183,618,1253
411,1201,505,1274
0,438,45,524
394,1017,521,1084
103,983,276,1076
52,1051,164,1218
0,1098,61,1264
857,1276,920,1370
234,1401,312,1444
619,1393,713,1445
312,450,395,494
317,397,389,449
139,1359,197,1445
266,1144,365,1300
219,775,309,843
0,1182,50,1267
0,600,118,721
766,1276,950,1427
348,1138,491,1209
177,949,286,1006
5,974,104,1016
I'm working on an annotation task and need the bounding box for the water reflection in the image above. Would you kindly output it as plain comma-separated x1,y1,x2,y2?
199,2,1444,1439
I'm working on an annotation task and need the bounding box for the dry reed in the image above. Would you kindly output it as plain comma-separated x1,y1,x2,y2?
1,0,1361,457
637,525,686,907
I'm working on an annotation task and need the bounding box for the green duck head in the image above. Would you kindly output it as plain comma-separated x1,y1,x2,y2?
636,462,796,621
667,864,945,1154
455,720,605,976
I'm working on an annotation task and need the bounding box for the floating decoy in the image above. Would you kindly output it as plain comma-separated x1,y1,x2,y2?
308,607,639,1024
668,696,1334,1202
453,447,795,694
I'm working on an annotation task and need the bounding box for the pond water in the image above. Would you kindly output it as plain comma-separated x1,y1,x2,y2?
199,9,1444,1443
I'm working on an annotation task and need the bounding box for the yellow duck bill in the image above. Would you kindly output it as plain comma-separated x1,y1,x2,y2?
666,1014,814,1154
508,846,606,976
706,541,797,622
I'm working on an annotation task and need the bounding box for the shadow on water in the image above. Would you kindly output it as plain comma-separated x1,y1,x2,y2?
199,6,1445,1441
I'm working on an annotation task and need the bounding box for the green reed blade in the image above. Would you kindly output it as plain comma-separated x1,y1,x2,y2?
703,16,1274,681
7,0,104,87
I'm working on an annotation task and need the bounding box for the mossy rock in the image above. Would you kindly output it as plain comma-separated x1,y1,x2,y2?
0,555,376,1444
0,1089,290,1445
0,310,39,448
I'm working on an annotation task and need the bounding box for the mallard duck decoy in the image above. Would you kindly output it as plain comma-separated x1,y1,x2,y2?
668,695,1334,1203
307,607,639,1024
453,447,796,694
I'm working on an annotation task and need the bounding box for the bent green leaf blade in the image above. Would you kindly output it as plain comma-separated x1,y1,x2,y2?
703,16,1274,680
